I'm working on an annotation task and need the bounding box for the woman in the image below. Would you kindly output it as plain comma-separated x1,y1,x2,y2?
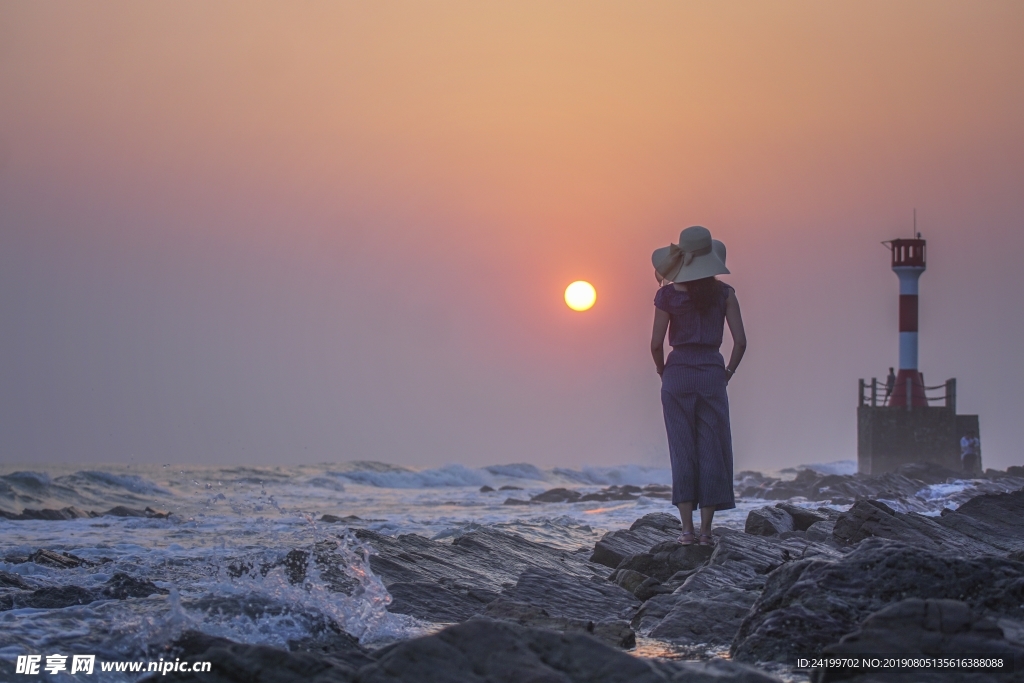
650,226,746,546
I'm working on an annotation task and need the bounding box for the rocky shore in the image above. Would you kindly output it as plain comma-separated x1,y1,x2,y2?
4,464,1024,682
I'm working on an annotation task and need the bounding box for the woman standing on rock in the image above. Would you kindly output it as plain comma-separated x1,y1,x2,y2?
651,226,746,546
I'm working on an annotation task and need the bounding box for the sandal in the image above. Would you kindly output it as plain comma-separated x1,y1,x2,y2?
698,533,714,546
677,531,695,546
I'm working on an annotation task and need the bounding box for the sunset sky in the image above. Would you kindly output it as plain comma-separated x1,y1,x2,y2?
1,1,1022,471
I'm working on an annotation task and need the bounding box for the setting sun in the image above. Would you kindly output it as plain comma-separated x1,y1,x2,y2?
564,281,597,311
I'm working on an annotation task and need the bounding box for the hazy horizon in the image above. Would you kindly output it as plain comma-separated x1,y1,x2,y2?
2,2,1022,473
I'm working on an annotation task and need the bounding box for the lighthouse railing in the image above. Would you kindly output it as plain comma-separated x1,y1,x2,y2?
858,376,957,409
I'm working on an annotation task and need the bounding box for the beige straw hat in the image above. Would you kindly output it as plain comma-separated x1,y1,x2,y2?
652,226,730,284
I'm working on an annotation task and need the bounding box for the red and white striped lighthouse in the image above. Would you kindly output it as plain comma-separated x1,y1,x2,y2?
887,237,928,407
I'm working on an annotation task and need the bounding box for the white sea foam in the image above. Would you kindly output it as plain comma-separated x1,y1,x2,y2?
0,457,1020,676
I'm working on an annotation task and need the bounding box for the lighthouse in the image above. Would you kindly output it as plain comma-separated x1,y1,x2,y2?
856,232,980,475
887,236,927,408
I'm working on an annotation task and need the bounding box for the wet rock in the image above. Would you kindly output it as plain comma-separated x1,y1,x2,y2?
149,603,780,683
498,567,640,622
387,581,497,622
894,462,964,485
647,586,759,647
613,541,714,582
484,598,636,648
590,516,684,569
167,630,238,658
531,487,582,503
805,520,836,542
0,585,97,611
102,572,168,599
0,570,32,589
832,500,999,554
498,485,522,490
288,631,378,670
614,569,651,593
775,504,840,531
502,497,533,505
478,485,495,492
632,528,844,649
629,512,683,532
321,514,364,524
579,485,642,502
935,489,1024,554
29,548,92,568
358,618,780,683
731,538,1024,663
813,599,1024,683
144,506,172,518
102,505,149,517
745,507,795,536
10,506,95,520
142,642,358,683
356,526,610,622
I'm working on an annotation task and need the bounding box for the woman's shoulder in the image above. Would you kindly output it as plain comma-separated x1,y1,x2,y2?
654,284,690,311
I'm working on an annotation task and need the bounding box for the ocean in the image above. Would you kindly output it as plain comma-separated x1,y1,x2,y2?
0,460,1014,681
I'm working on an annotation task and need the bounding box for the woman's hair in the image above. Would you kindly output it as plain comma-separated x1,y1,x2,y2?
686,277,722,315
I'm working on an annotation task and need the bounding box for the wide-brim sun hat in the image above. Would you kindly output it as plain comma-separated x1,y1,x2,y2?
652,226,730,284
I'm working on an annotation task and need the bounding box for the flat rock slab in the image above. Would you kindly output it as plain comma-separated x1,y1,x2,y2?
356,527,609,622
591,525,685,569
146,618,783,683
484,598,636,648
731,538,1024,664
498,567,640,623
935,489,1024,554
833,500,1000,554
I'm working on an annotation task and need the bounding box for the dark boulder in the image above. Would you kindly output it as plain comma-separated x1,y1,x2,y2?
731,538,1024,664
102,506,149,517
745,507,795,536
935,489,1024,554
894,462,963,485
775,503,840,531
484,598,636,648
321,515,365,524
0,585,97,611
813,598,1024,683
833,500,998,554
613,541,714,582
629,512,682,533
0,570,32,589
102,572,168,599
590,523,684,569
355,527,609,623
12,506,94,520
478,485,495,492
531,488,582,503
28,549,92,569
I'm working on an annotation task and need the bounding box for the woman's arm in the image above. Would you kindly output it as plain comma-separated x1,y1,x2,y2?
724,289,746,383
651,308,670,376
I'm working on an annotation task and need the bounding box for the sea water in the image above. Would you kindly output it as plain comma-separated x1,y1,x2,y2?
0,460,1003,680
